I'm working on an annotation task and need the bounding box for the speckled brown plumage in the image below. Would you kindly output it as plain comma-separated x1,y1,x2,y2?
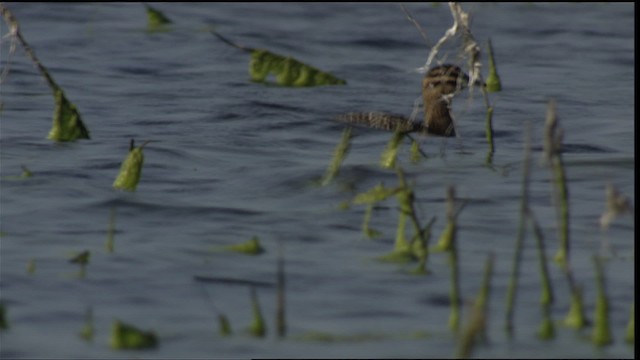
336,64,472,137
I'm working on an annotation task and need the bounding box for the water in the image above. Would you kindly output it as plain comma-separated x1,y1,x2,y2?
0,3,634,358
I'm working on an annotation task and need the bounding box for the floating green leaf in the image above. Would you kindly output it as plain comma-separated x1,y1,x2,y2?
250,49,346,86
113,139,151,192
47,88,90,142
248,288,266,337
144,3,171,28
212,31,346,87
110,320,158,350
222,236,265,255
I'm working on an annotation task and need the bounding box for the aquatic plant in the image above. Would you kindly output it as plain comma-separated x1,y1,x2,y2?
248,287,266,337
211,30,346,87
625,303,634,344
79,307,94,342
221,236,265,255
1,166,33,181
320,127,352,186
1,4,90,142
21,166,32,178
457,254,494,358
504,123,533,334
379,128,405,169
69,250,90,265
48,88,90,141
447,206,461,332
0,302,8,330
591,256,612,347
105,208,116,253
562,285,587,329
144,3,171,29
26,259,36,275
485,39,502,92
275,242,286,338
599,183,633,230
218,314,232,336
113,139,152,192
530,212,555,340
432,186,464,253
69,250,90,278
542,100,570,267
361,203,382,239
110,320,158,350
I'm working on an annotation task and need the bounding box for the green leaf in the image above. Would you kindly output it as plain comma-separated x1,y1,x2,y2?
222,236,265,255
562,286,588,329
79,307,94,342
485,38,502,92
249,49,346,87
380,130,405,169
352,183,399,205
110,320,158,350
113,139,150,192
145,3,172,28
218,314,232,336
320,127,352,186
431,221,455,253
47,89,90,142
625,304,634,344
69,250,90,265
248,288,266,337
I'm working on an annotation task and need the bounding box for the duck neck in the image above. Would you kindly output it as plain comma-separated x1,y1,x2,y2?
423,91,455,136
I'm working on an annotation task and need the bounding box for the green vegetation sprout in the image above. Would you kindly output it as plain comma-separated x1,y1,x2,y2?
485,38,502,92
248,288,266,337
113,139,152,192
591,256,612,347
144,3,172,28
320,127,352,186
221,236,265,255
218,314,232,336
1,5,90,142
110,320,158,350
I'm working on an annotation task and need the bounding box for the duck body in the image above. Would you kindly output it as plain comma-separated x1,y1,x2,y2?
336,64,473,137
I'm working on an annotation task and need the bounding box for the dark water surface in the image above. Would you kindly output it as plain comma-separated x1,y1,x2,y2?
0,3,634,358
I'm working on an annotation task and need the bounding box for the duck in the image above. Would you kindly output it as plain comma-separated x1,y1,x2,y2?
336,64,479,137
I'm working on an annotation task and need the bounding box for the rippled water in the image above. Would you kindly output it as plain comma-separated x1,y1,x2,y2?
0,3,634,358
